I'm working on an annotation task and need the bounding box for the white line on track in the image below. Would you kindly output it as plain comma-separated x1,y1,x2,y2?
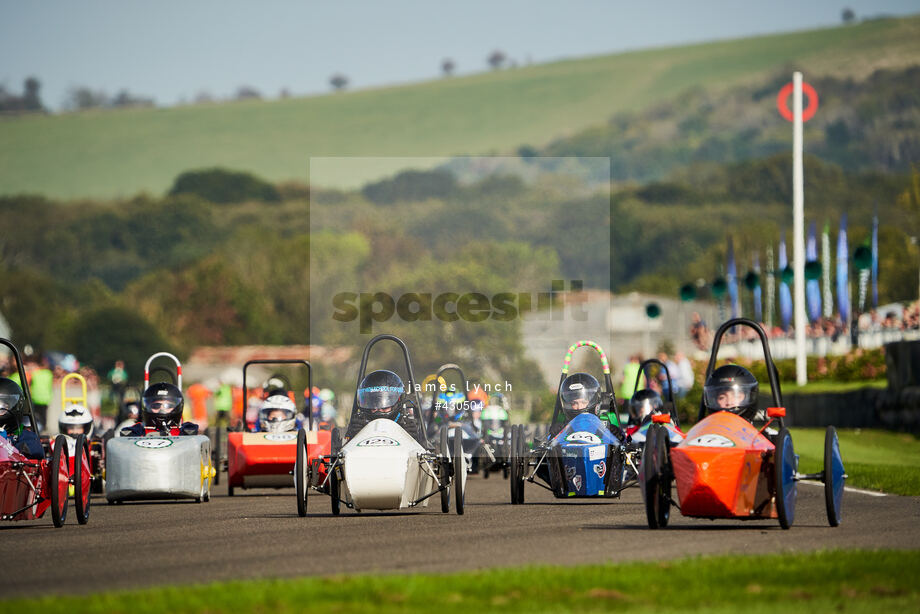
799,480,887,497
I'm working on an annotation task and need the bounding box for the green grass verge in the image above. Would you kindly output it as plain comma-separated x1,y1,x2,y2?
792,428,920,495
2,550,918,613
2,16,919,198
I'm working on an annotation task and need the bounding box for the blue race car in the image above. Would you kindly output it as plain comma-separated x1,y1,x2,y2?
508,340,640,503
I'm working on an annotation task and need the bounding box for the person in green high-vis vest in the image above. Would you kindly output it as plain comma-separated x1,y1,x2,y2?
214,382,233,416
619,354,645,410
29,356,53,433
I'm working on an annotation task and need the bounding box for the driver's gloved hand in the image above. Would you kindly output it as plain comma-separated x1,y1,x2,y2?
180,422,199,436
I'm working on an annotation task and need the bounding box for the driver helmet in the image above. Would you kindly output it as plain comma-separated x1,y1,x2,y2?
262,377,287,398
142,382,184,430
356,370,406,420
0,377,25,431
703,365,759,420
320,404,337,423
319,388,335,403
59,403,94,438
438,390,466,420
560,372,601,421
630,389,664,423
259,394,297,433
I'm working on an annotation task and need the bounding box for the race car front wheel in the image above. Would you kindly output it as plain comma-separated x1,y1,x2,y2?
295,428,309,517
50,434,69,528
440,426,451,513
74,434,92,525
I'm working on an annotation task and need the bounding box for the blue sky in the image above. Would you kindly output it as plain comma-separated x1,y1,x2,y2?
2,0,919,109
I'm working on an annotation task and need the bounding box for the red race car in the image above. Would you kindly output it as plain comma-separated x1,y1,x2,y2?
0,338,91,527
640,318,845,530
226,359,331,496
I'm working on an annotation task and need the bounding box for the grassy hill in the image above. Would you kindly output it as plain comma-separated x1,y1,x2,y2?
2,15,919,199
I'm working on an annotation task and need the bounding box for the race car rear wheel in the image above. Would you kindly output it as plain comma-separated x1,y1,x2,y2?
502,431,511,479
823,425,845,527
74,434,92,525
440,426,451,513
774,428,797,530
295,428,309,517
330,467,341,515
453,428,465,515
510,425,525,504
50,434,69,528
642,424,671,529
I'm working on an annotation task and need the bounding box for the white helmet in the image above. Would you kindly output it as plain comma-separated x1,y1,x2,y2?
59,403,94,438
259,394,296,433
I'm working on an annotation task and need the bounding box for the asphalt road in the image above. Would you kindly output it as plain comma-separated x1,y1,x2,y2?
3,475,919,598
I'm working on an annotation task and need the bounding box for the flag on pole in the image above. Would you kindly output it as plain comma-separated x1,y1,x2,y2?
872,212,879,309
766,244,775,329
822,220,833,319
727,236,739,320
779,232,792,331
753,251,762,322
807,221,821,322
837,215,850,324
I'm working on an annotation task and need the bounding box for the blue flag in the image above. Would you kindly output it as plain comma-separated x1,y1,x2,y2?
872,213,879,309
727,236,739,320
779,233,792,332
807,221,821,322
837,215,850,324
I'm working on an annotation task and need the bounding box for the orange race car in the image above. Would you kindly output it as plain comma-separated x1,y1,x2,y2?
640,318,845,530
225,359,332,496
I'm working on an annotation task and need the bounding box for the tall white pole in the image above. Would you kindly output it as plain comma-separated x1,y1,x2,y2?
793,72,807,386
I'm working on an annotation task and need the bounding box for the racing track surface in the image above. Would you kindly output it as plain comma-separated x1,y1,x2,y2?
4,476,919,597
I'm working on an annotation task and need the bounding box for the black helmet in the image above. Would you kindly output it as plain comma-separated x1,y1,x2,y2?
559,372,601,420
630,389,664,423
0,377,25,431
703,365,759,420
142,382,184,430
356,370,405,420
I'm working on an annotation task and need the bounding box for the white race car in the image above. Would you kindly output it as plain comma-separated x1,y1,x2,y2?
295,334,467,515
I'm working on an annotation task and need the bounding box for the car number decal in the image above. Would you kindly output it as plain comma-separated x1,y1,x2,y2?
356,436,400,447
686,434,735,448
264,432,297,442
565,431,601,444
134,438,173,449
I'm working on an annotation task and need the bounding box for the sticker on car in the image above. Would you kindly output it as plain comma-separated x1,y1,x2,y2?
565,431,601,444
264,432,297,442
356,436,400,447
686,434,735,448
588,445,606,460
134,438,173,449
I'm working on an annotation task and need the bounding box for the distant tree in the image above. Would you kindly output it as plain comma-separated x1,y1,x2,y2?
22,77,44,111
235,85,262,100
487,49,507,70
65,86,107,110
194,91,214,104
279,87,291,99
842,8,855,23
517,144,538,158
68,306,174,378
361,168,459,204
168,168,281,204
441,58,455,77
330,73,349,91
111,89,154,108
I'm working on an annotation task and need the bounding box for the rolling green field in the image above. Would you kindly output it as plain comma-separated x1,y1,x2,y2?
2,16,918,198
3,550,918,613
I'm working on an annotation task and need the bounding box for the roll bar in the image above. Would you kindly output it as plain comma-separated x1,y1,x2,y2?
352,334,427,448
243,359,312,430
551,340,617,427
144,352,182,390
61,372,88,411
1,338,37,433
697,318,783,428
633,358,679,428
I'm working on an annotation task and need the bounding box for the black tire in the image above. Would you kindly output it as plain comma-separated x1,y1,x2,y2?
510,425,525,504
440,427,451,513
74,434,91,525
453,428,465,515
50,434,69,528
509,425,520,504
824,425,844,527
502,431,511,480
774,428,796,530
295,428,309,517
228,483,235,496
641,424,671,529
330,468,341,515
